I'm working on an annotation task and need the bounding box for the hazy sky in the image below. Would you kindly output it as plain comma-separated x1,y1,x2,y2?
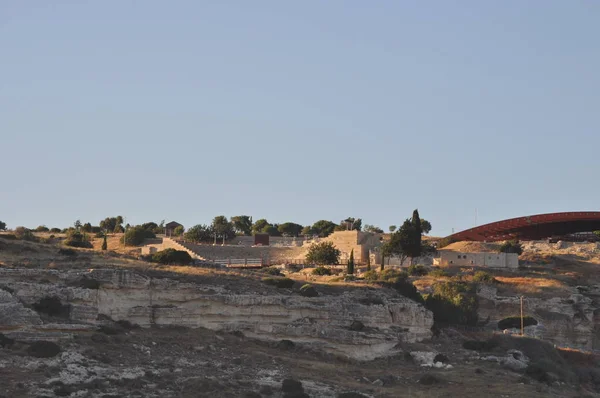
1,1,599,235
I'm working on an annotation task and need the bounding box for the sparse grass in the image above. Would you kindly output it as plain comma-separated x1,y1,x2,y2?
495,276,569,297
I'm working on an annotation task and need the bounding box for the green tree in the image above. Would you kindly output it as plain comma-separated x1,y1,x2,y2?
81,223,92,233
306,241,341,265
101,234,108,250
151,248,193,265
36,225,50,232
64,229,92,248
252,219,270,234
74,220,82,231
121,226,155,246
364,224,384,233
347,249,355,275
0,221,6,231
184,224,213,243
141,222,159,231
382,209,433,267
99,216,124,234
277,222,303,237
311,220,338,237
336,217,362,231
499,240,523,255
301,226,316,236
231,215,253,236
421,219,432,235
173,225,184,236
389,225,397,233
211,216,235,240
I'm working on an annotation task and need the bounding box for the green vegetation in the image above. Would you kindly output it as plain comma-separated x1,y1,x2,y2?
99,216,124,234
212,215,236,240
425,281,479,326
14,227,37,242
381,209,434,269
231,215,252,236
430,268,450,278
251,218,280,236
407,264,428,276
151,248,193,265
499,240,523,255
0,221,6,231
347,249,355,275
260,267,283,276
35,225,49,232
497,316,538,330
277,222,303,237
472,271,497,284
101,234,108,251
173,225,184,236
306,241,340,265
389,225,397,233
64,230,92,248
184,224,213,243
121,226,156,246
311,266,333,276
335,217,362,232
363,224,383,233
49,228,61,233
262,277,295,288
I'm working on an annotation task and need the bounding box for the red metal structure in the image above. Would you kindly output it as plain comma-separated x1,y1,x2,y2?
445,211,600,242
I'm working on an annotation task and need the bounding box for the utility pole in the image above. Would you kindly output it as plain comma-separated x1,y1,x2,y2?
520,296,524,336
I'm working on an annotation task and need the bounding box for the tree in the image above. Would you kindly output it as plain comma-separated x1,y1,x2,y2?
382,209,433,267
121,226,155,246
306,241,341,265
499,240,523,255
421,219,432,235
277,222,303,237
151,248,193,265
81,223,92,233
347,249,355,275
64,229,92,248
211,215,235,241
184,224,213,243
389,225,397,233
0,221,6,231
311,220,337,237
364,224,384,233
35,225,50,232
252,219,270,234
173,225,184,236
337,217,362,231
141,222,159,231
101,234,108,250
99,216,124,234
231,215,253,236
301,226,316,236
74,220,82,231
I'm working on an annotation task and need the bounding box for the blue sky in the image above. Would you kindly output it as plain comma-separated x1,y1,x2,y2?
1,1,599,235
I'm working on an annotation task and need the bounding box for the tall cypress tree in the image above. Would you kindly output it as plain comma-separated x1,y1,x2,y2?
347,249,355,275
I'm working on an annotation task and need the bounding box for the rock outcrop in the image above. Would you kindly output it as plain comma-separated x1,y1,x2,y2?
0,269,433,360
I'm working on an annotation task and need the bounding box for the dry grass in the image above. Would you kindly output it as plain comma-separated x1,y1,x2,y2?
495,276,570,297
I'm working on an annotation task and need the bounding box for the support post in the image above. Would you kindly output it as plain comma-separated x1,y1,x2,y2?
520,296,524,336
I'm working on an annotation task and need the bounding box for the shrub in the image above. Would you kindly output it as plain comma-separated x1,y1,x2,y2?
35,225,49,232
173,225,184,236
14,226,37,242
0,234,17,240
425,281,479,326
262,277,295,288
363,270,379,281
473,271,497,284
299,284,318,297
101,235,108,251
49,228,61,233
94,231,105,238
499,240,523,255
260,267,283,277
497,316,538,330
379,279,423,304
151,248,193,265
430,268,450,278
63,230,92,248
121,227,156,246
312,266,332,276
380,268,408,282
407,264,429,276
306,241,340,265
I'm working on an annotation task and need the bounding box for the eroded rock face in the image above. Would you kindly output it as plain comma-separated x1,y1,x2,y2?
0,269,433,360
477,285,596,350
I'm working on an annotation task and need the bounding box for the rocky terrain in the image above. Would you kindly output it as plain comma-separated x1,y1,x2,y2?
1,236,600,397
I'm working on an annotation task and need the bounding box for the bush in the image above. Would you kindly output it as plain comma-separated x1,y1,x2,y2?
305,241,340,265
0,234,17,240
63,230,92,248
499,240,523,255
299,284,318,297
121,227,156,246
363,270,379,281
380,268,408,282
94,231,105,238
173,225,184,236
260,267,283,276
407,264,429,276
498,316,538,330
311,266,332,276
425,281,479,326
35,225,49,232
262,277,295,288
49,228,61,233
430,268,450,278
378,279,423,303
473,271,497,284
14,226,37,242
151,248,193,265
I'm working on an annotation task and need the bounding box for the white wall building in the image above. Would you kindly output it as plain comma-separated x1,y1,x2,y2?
434,251,519,269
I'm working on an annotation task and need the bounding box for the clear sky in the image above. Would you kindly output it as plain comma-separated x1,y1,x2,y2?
1,1,599,236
